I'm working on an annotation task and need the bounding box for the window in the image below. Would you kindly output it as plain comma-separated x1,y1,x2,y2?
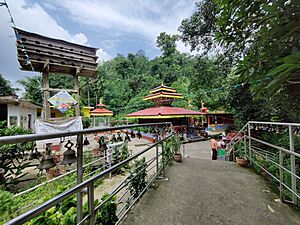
9,116,18,126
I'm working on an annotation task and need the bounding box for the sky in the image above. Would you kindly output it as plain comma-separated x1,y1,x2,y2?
0,0,197,91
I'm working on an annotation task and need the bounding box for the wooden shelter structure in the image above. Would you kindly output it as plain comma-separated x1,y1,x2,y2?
14,28,98,119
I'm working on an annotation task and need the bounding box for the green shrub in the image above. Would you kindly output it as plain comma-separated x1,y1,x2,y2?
96,193,118,225
128,157,147,198
0,121,32,188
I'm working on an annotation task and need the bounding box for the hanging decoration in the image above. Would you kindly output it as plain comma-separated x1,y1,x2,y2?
83,137,90,146
1,0,35,71
48,90,77,113
110,134,117,143
61,140,77,166
124,132,131,142
117,132,123,142
29,143,42,160
130,130,136,138
249,123,300,136
38,144,56,171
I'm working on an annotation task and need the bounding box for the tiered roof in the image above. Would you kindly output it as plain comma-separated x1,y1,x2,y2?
90,101,113,117
127,106,202,118
143,85,183,106
127,84,201,119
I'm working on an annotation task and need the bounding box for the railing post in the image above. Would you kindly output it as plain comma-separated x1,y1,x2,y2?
161,140,165,178
248,123,252,164
279,150,284,202
243,135,247,157
108,147,112,179
289,125,297,205
76,134,84,224
88,183,95,225
156,134,159,175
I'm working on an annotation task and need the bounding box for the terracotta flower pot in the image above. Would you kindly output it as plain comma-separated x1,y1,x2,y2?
174,153,182,162
236,157,248,167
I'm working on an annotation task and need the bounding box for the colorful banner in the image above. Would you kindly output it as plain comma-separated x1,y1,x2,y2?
48,90,77,113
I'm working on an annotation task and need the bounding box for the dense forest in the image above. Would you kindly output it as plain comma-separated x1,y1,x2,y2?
4,0,300,126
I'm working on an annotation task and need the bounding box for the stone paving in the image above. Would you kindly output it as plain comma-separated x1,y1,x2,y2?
122,141,300,225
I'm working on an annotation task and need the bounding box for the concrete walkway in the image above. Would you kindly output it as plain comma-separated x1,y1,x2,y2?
122,141,300,225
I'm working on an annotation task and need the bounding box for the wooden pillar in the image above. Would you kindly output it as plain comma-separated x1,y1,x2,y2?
42,71,51,119
74,75,80,117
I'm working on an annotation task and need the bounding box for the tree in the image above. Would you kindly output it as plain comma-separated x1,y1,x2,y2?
0,74,16,96
179,0,217,54
156,32,179,57
18,74,74,105
179,0,300,122
18,76,42,104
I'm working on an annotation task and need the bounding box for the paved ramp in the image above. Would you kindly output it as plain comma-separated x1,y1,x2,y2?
122,141,300,225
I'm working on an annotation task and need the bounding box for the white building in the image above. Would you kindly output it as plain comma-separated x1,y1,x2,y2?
0,96,42,132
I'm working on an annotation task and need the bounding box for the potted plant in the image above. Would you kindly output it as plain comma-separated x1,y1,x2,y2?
172,136,182,162
235,144,248,167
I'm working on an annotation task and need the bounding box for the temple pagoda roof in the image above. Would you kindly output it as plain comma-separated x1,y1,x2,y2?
90,108,113,116
143,84,183,106
143,91,183,101
150,85,177,94
96,103,106,107
127,106,202,119
90,100,113,116
127,84,202,119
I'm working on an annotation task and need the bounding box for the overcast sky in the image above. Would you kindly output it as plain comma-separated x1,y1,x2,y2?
0,0,196,90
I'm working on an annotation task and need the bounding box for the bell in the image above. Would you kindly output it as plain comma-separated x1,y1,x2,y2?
61,140,77,165
29,144,42,160
110,134,117,143
137,131,142,139
83,137,90,146
130,130,136,138
100,141,108,151
117,133,123,142
0,168,6,184
38,144,56,171
124,133,131,142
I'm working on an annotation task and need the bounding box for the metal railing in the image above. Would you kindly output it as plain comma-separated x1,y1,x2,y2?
227,121,300,205
13,141,127,198
0,122,174,225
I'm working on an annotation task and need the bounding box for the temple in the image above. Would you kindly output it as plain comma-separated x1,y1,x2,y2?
90,99,113,127
127,85,202,128
90,103,113,117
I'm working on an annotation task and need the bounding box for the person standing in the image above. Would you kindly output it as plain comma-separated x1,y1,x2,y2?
210,138,218,160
